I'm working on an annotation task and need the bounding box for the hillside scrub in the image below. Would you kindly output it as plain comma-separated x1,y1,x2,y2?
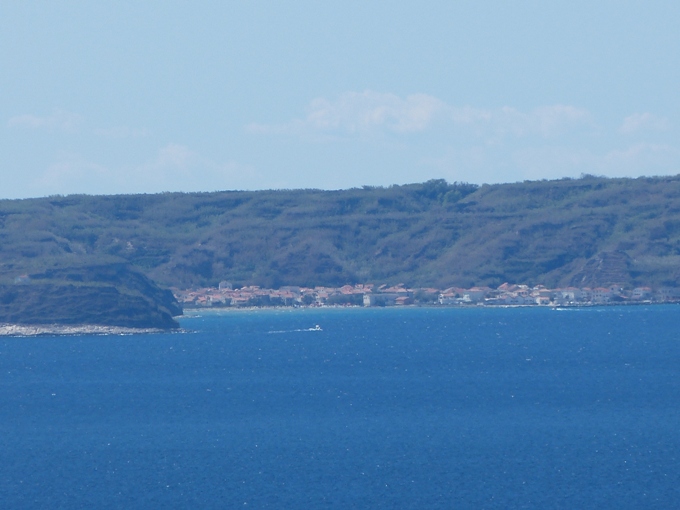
2,177,680,290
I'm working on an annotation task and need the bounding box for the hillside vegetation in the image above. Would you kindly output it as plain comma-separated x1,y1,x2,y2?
2,175,680,290
0,262,181,328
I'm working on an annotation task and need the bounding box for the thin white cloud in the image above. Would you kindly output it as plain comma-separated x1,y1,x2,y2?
442,105,594,146
130,145,262,192
94,126,150,138
247,91,448,136
122,144,262,192
7,109,84,131
31,144,260,196
422,139,680,186
511,146,599,181
34,152,109,194
603,142,678,169
149,143,193,170
129,144,210,191
496,105,593,138
619,113,670,134
247,91,594,142
508,143,680,182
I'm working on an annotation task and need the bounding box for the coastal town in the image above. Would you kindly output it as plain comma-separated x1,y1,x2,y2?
173,281,680,309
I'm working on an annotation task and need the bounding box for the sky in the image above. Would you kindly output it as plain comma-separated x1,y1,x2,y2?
1,1,679,198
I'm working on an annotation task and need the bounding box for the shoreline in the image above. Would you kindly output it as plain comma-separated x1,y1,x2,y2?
183,300,668,314
0,324,171,337
2,301,673,335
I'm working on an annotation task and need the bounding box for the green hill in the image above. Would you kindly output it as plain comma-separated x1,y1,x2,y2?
2,175,680,290
0,262,181,329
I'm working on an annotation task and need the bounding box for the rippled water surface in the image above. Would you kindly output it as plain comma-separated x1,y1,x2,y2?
1,306,680,508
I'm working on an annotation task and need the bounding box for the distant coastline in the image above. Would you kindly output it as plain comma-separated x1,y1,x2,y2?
175,282,676,309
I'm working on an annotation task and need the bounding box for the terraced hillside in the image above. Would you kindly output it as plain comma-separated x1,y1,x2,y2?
1,176,680,290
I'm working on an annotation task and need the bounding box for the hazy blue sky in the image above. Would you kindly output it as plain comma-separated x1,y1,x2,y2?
1,1,679,198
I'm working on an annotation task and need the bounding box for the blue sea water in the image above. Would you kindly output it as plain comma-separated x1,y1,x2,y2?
1,305,680,509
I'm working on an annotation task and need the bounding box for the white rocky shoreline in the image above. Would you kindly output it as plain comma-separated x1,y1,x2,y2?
0,324,168,337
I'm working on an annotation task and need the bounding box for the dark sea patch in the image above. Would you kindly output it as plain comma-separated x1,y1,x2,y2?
1,306,680,508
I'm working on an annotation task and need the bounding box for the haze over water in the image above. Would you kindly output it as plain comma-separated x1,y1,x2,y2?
1,306,679,508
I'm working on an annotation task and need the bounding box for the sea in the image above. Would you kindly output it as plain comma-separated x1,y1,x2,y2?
1,305,680,509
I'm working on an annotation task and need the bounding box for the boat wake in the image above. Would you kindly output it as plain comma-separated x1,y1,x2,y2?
268,325,323,334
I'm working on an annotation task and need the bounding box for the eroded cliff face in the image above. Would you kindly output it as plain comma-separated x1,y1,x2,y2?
0,263,181,329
